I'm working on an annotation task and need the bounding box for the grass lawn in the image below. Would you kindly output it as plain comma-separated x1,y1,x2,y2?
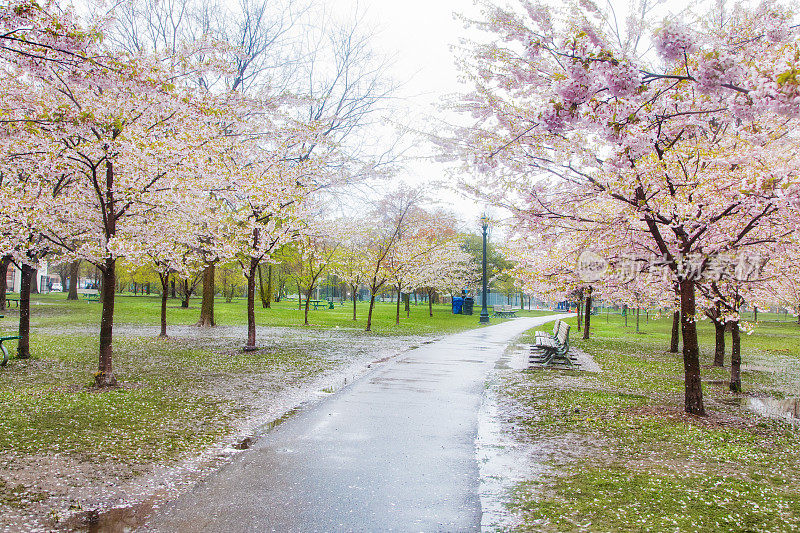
3,292,516,335
0,292,537,525
501,311,800,532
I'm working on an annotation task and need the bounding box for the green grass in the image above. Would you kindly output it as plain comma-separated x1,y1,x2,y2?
501,311,800,532
0,292,541,506
2,292,515,336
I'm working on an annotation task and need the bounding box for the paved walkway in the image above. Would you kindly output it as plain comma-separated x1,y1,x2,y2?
141,315,566,532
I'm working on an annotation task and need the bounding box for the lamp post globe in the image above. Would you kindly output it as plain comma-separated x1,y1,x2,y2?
479,215,490,324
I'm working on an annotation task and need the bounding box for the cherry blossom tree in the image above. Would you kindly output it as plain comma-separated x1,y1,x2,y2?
448,0,800,415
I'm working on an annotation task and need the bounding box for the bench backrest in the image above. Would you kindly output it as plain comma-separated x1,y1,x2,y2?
557,323,570,350
551,320,561,336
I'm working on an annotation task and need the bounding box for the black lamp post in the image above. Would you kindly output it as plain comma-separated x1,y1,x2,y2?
480,214,490,323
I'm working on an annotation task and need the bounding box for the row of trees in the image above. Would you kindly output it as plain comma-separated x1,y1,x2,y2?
0,0,396,386
447,0,800,416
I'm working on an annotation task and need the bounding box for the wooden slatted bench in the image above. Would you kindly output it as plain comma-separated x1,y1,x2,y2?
530,322,577,367
0,335,21,366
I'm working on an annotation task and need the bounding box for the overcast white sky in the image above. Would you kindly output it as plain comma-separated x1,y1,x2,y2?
325,0,488,228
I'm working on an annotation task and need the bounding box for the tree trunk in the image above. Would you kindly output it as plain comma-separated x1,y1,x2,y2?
266,264,273,309
576,300,582,332
713,320,726,367
67,260,79,300
171,278,176,298
351,284,357,321
636,307,640,334
395,284,401,325
304,286,312,325
197,264,215,327
0,256,9,311
583,293,591,339
670,311,680,353
96,258,117,387
428,289,434,317
366,292,377,332
245,259,258,350
679,279,705,415
730,321,742,392
159,272,169,338
258,264,268,308
17,264,33,360
181,279,189,308
753,307,758,322
623,304,628,327
30,268,38,294
404,292,410,318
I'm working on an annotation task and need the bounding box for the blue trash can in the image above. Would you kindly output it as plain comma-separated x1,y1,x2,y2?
452,297,464,314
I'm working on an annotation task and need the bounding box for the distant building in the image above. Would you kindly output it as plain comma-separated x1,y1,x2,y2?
5,262,52,293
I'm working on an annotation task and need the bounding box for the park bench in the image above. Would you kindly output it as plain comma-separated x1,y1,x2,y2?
492,305,517,318
529,321,578,368
0,335,21,366
4,297,19,308
83,293,100,303
535,319,562,340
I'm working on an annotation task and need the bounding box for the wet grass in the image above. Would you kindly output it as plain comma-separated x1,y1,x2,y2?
1,292,533,336
0,332,334,468
0,293,557,522
502,312,800,532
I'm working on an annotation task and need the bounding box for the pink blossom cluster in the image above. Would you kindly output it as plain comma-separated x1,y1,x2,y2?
654,21,697,62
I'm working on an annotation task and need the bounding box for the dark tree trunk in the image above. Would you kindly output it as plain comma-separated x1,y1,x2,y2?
351,284,357,321
96,258,117,387
304,286,312,326
730,321,742,392
753,307,758,322
171,278,176,298
0,256,9,311
366,292,377,332
679,279,705,415
670,311,680,353
404,292,410,318
428,289,433,317
636,307,640,334
623,304,628,327
197,264,215,327
17,264,33,359
67,260,79,300
713,320,726,367
181,279,189,308
576,300,582,332
583,293,591,339
266,264,273,309
258,264,268,309
395,284,401,325
245,258,258,349
159,272,169,338
30,268,38,294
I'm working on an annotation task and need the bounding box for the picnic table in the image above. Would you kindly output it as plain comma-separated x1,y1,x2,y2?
301,299,333,310
492,305,517,318
83,293,100,303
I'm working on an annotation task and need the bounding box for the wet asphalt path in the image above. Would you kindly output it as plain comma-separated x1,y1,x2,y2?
141,315,565,533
